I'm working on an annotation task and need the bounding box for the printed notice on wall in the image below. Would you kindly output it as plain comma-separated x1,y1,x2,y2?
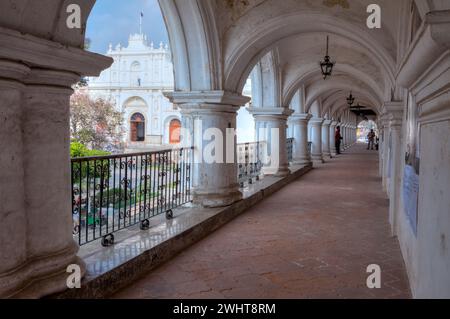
402,165,419,236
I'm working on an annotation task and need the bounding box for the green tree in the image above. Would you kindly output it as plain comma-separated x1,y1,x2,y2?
70,88,124,152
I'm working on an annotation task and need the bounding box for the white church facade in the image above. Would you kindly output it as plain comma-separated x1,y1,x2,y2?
87,33,182,151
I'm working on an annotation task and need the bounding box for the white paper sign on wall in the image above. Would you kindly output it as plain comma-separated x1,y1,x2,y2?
402,165,419,236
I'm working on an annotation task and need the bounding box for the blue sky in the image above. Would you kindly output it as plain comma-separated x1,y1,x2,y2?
86,0,169,54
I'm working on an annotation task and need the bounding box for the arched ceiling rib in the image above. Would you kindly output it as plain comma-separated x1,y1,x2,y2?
221,7,399,94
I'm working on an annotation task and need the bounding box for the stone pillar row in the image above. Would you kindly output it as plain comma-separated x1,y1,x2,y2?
341,124,356,150
284,116,346,167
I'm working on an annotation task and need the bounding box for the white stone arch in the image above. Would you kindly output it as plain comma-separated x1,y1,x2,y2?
357,119,379,141
304,80,381,116
322,90,379,120
158,0,222,91
250,64,262,107
248,49,282,108
223,11,397,95
283,64,386,109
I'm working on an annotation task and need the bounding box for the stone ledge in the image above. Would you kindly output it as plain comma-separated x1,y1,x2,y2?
51,164,312,299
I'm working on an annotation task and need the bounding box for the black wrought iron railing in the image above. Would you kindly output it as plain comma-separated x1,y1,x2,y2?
71,147,193,247
237,141,266,188
286,138,294,163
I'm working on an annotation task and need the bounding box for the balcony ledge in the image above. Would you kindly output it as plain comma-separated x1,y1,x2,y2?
51,164,312,299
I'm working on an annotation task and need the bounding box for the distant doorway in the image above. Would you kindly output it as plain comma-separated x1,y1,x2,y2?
130,113,146,142
169,119,181,144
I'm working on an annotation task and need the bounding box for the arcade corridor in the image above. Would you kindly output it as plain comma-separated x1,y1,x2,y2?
113,144,411,299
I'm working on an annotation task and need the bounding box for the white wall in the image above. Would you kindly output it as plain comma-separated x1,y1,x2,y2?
416,120,450,297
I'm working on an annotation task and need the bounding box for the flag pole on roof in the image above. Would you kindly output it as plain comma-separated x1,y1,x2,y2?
140,12,143,35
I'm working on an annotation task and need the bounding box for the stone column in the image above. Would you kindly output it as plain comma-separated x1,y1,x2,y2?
347,125,353,147
0,69,103,298
347,124,353,147
329,121,337,157
341,124,346,149
385,104,404,236
321,120,332,159
291,113,312,166
0,21,111,298
249,107,293,177
347,126,351,147
166,91,249,208
0,60,30,296
23,69,85,293
310,118,324,164
347,124,352,148
378,125,384,176
381,116,391,192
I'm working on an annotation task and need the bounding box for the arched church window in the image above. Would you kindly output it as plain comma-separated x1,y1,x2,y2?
169,119,181,144
130,113,146,142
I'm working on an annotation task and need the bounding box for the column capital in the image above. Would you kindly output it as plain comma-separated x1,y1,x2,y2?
330,121,338,127
248,107,294,120
323,120,332,126
379,113,391,127
25,68,81,89
178,103,240,115
290,113,312,123
164,90,250,107
0,26,112,76
383,101,404,113
0,59,30,82
382,102,404,127
389,115,404,128
309,118,324,125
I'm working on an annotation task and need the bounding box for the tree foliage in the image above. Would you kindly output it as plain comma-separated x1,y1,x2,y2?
70,88,124,152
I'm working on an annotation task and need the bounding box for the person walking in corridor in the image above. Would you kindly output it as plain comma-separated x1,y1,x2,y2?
367,129,376,150
335,126,343,154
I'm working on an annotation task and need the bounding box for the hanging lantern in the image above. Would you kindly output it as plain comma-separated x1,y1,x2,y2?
320,36,335,80
347,91,355,107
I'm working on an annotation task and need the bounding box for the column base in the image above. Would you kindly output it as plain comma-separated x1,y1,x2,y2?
193,188,243,208
274,167,291,177
262,166,291,177
311,154,325,164
1,242,84,298
292,157,312,167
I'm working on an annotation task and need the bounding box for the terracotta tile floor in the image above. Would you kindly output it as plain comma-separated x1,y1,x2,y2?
113,143,411,299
